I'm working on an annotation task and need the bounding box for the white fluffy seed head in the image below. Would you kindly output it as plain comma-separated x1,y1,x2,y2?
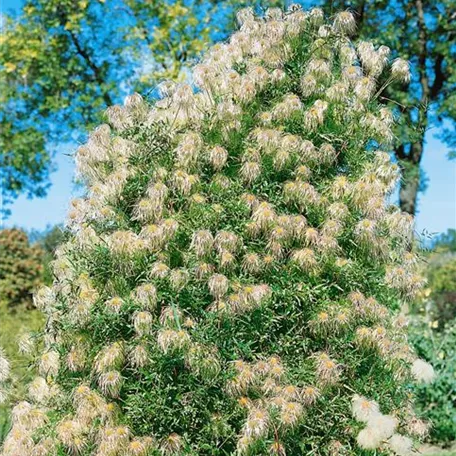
391,58,411,83
333,11,357,36
351,395,380,422
411,359,436,384
133,311,154,336
388,434,414,455
367,414,398,440
356,426,382,450
39,351,60,378
191,230,214,257
208,274,229,299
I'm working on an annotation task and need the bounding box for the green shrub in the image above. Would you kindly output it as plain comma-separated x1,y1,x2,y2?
0,230,46,442
408,246,456,445
432,229,456,254
425,254,456,325
409,318,456,445
0,229,44,309
1,7,435,456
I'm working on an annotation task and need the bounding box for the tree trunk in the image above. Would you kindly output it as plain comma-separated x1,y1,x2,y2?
397,134,426,216
396,0,429,216
393,0,430,216
398,159,419,215
399,172,419,215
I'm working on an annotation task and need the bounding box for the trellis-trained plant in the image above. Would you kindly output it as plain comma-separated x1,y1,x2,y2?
1,6,436,456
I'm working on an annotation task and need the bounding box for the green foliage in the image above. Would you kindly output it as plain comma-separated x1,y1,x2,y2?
426,256,456,324
407,228,456,445
422,229,456,325
29,225,65,256
0,229,44,308
428,259,456,296
409,319,456,445
432,229,456,253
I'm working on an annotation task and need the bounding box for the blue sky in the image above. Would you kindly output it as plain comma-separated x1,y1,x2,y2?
2,0,455,236
1,0,21,14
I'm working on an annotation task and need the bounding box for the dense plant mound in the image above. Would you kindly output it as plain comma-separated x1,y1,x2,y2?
1,6,436,456
0,229,44,309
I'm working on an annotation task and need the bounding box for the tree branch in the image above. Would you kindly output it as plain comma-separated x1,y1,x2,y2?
354,0,367,30
55,6,113,106
66,29,113,106
415,0,430,103
395,144,407,160
430,53,446,100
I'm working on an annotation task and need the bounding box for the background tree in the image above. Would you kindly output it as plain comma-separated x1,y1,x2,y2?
0,229,44,309
2,0,454,217
431,228,456,253
0,0,278,217
321,0,455,215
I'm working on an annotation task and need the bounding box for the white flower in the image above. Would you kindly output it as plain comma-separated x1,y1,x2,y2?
191,230,214,257
367,414,398,440
94,342,125,373
243,408,269,438
388,434,414,455
240,161,261,184
411,359,436,384
215,231,240,253
303,100,328,130
132,284,157,310
28,377,50,404
291,248,317,272
150,261,170,279
236,7,255,26
130,345,149,369
105,104,131,132
33,286,55,311
208,145,228,170
98,370,123,397
160,433,183,455
157,329,190,353
356,427,382,450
